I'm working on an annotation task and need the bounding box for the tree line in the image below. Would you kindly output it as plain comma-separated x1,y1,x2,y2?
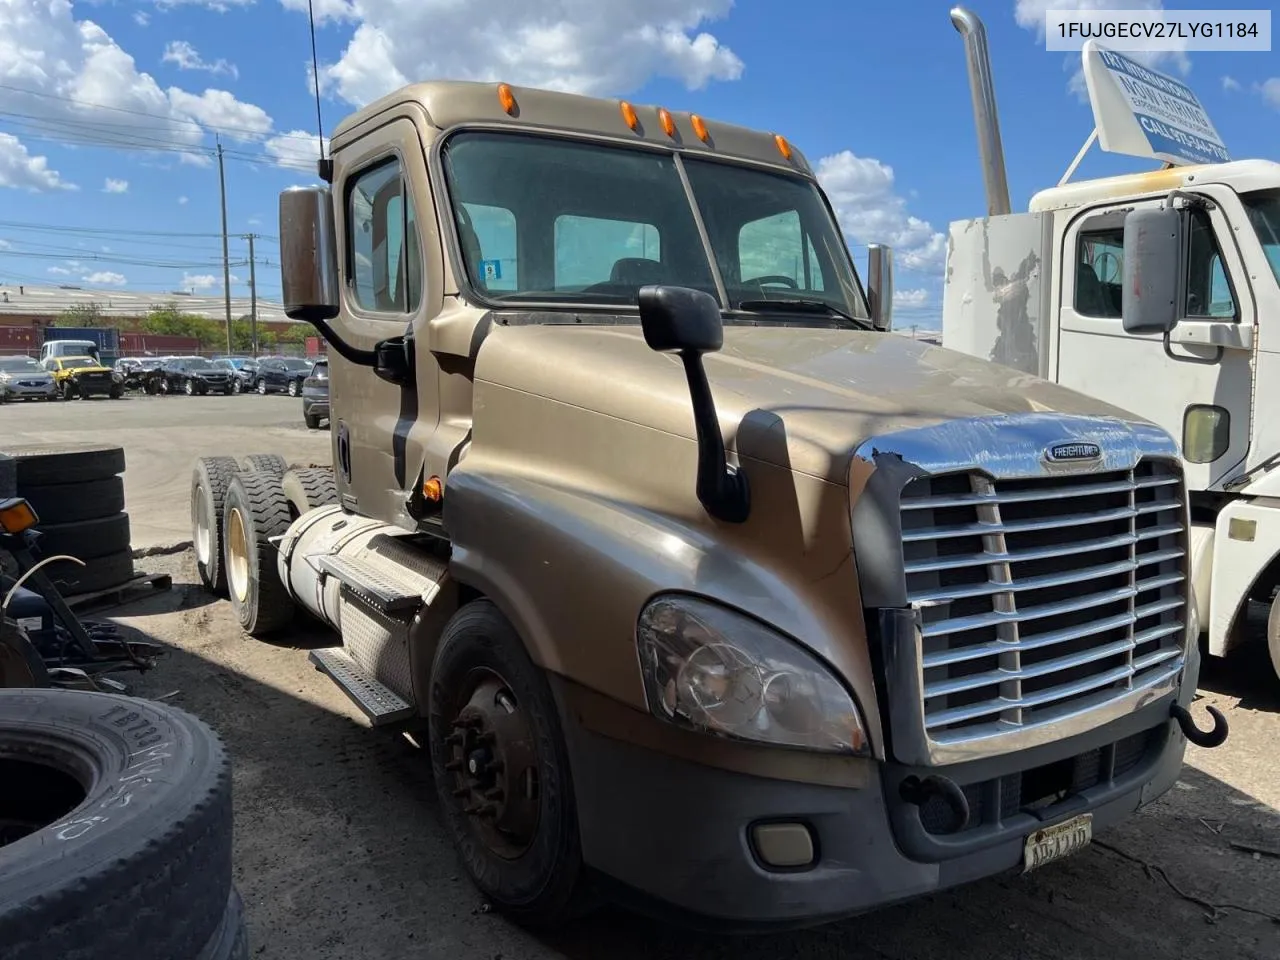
53,302,310,352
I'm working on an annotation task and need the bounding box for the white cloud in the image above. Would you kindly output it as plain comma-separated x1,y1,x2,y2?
167,88,272,140
1222,75,1241,91
284,0,743,107
103,177,129,193
1014,1,1190,97
815,151,946,272
163,40,238,79
178,195,189,204
82,271,127,285
263,130,328,169
1261,78,1280,110
0,133,74,192
154,0,255,11
47,266,74,276
0,239,10,249
894,288,929,309
0,1,274,167
134,11,150,26
181,272,219,289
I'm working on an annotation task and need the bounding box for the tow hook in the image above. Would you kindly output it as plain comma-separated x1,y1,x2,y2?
1171,701,1229,749
900,774,971,834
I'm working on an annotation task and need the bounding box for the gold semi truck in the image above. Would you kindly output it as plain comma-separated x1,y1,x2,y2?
189,70,1227,929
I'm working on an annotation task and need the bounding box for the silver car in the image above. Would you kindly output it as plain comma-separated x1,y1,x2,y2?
0,356,58,402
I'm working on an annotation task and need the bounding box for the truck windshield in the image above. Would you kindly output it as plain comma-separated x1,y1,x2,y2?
440,130,868,321
1243,189,1280,286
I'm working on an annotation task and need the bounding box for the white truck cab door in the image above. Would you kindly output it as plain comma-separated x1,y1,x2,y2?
1055,187,1255,492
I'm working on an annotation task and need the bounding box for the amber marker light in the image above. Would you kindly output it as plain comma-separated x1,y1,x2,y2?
497,83,517,115
657,107,676,138
423,476,443,502
620,100,639,131
774,134,793,160
691,114,710,143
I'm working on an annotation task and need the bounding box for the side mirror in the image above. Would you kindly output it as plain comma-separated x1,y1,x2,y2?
638,285,749,524
866,243,894,331
1122,206,1182,335
278,186,378,369
280,186,339,324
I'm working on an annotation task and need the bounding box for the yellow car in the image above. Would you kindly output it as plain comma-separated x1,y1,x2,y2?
43,356,123,400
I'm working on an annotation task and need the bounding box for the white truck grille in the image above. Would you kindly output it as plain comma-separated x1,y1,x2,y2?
899,459,1187,751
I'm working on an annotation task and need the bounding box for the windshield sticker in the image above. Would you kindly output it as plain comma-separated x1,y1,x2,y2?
480,259,503,282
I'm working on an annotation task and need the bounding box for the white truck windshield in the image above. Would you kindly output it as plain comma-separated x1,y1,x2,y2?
1244,190,1280,286
440,130,868,321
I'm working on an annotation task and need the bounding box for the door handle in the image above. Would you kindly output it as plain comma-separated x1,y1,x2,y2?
1168,321,1253,351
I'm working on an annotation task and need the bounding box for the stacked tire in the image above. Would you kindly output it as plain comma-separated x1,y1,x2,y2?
0,688,249,959
0,444,135,597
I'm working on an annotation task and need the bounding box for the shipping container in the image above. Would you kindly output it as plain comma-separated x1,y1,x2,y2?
38,326,121,364
118,332,202,356
0,324,37,356
304,336,328,358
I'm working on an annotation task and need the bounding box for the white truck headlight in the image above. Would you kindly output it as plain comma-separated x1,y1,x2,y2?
636,596,869,755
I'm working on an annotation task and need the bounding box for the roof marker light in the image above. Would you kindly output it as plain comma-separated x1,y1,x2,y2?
497,83,517,115
691,114,710,143
620,100,639,131
657,108,676,138
774,134,793,160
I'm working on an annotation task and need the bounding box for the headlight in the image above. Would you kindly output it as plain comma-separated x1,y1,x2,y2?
636,596,868,754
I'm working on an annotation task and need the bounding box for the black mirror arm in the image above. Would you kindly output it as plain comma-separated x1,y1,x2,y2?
306,317,377,367
680,351,750,524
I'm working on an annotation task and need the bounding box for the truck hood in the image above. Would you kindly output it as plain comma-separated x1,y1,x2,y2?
477,323,1148,483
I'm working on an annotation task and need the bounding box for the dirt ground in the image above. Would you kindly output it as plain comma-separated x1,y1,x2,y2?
101,550,1280,960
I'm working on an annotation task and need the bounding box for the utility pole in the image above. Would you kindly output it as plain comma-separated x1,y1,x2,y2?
247,233,258,357
217,137,232,355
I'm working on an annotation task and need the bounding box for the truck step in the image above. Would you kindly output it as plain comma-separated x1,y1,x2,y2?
309,647,416,726
314,554,423,615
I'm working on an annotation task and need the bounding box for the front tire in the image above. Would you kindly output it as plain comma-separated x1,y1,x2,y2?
184,379,194,396
256,378,267,395
287,379,299,398
232,378,242,394
429,600,587,928
1267,593,1280,683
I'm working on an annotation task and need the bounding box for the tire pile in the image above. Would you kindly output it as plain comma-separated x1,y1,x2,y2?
0,443,135,597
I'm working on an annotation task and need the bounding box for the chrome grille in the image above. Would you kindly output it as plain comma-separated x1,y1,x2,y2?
900,459,1187,751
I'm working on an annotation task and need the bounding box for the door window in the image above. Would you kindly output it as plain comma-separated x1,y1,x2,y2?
347,156,423,314
1073,228,1124,318
1184,211,1236,320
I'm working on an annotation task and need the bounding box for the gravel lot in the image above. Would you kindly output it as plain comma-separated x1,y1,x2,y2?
11,390,1280,958
0,392,330,549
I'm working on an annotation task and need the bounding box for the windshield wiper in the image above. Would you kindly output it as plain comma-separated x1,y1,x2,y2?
735,298,874,331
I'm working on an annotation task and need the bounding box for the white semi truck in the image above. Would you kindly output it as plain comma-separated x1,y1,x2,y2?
943,8,1280,681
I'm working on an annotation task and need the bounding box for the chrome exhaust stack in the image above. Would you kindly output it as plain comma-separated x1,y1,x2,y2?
951,6,1012,217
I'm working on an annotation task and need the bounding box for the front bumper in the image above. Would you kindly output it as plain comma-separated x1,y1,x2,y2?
551,646,1199,930
2,382,57,399
69,377,116,395
302,394,329,417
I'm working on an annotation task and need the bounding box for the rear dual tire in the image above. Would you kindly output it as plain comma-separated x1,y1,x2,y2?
222,471,294,636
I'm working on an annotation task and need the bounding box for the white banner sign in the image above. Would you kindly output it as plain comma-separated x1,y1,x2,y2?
1081,40,1229,166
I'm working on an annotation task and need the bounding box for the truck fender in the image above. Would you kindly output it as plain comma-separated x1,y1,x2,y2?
1208,498,1280,656
442,469,865,718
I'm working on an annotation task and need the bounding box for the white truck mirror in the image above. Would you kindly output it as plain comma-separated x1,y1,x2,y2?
867,243,894,332
1121,206,1181,335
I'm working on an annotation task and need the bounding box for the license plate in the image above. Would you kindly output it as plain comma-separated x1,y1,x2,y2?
1023,813,1092,873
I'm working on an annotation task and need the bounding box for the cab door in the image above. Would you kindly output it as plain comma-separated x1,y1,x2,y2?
1055,186,1255,491
330,116,441,525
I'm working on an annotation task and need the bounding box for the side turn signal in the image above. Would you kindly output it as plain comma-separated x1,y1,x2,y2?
422,476,443,502
0,497,38,534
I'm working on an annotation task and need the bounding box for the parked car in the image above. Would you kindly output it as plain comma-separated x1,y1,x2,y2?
233,358,260,393
0,355,58,402
113,356,165,391
151,357,236,396
41,355,122,400
253,357,315,396
211,356,255,393
301,359,328,429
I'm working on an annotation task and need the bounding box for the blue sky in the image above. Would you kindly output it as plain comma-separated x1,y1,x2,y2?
0,0,1275,326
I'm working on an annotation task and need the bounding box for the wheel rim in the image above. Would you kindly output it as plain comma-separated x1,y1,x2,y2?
185,381,193,395
258,380,266,394
288,381,297,396
443,671,541,860
194,493,211,565
226,506,251,603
